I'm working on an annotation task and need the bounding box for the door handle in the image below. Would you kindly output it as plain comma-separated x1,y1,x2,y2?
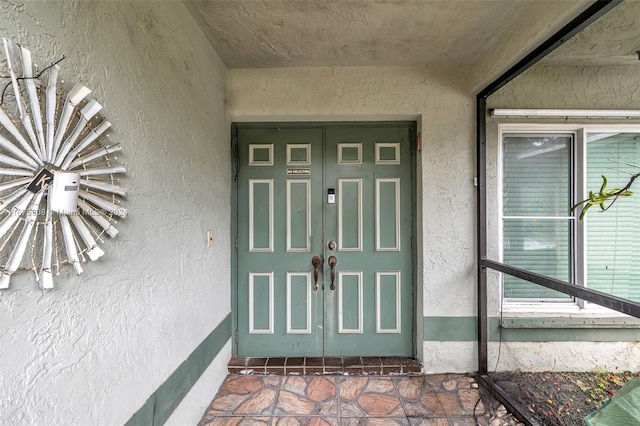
328,255,337,290
311,255,323,291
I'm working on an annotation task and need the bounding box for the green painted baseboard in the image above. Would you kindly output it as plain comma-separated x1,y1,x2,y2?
126,314,231,426
423,316,640,342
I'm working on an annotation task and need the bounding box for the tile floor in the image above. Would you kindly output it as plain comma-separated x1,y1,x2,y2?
227,357,422,375
198,373,524,425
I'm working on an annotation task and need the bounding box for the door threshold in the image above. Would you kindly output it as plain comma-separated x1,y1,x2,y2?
228,356,422,375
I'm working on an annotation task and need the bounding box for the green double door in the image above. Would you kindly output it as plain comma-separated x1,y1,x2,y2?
236,123,415,356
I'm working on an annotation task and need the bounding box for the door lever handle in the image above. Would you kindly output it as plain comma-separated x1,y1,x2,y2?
311,255,323,291
328,255,337,290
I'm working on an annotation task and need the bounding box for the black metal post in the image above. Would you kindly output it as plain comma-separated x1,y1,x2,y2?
476,96,488,375
477,375,541,426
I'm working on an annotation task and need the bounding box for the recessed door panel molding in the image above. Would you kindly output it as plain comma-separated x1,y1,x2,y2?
249,272,274,334
337,143,362,164
249,179,273,252
286,179,311,252
249,144,274,166
338,271,364,334
338,178,363,252
286,143,311,166
375,142,401,165
376,178,401,251
376,271,401,333
286,272,312,334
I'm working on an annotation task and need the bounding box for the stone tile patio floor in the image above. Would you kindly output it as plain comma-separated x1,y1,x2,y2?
198,374,525,425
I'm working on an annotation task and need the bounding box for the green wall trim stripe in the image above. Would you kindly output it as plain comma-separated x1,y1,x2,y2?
423,316,478,341
423,316,640,342
126,313,232,426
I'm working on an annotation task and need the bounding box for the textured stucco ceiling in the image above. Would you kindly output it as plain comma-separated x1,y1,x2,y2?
184,0,563,68
542,0,640,66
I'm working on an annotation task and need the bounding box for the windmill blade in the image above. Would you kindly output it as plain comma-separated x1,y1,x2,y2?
0,188,28,211
0,190,43,289
2,39,44,161
20,45,46,160
59,215,83,275
0,108,42,167
45,65,60,162
0,177,31,193
51,83,91,162
78,190,127,218
77,199,119,238
39,206,54,289
77,165,126,177
0,191,35,239
0,152,36,170
0,168,35,177
0,133,40,169
80,179,127,197
69,214,104,261
69,143,121,169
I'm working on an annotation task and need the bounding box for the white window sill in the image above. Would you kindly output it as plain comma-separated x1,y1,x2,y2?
501,303,640,328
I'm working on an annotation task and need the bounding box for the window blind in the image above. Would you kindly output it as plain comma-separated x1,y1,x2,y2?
503,135,573,300
586,133,640,302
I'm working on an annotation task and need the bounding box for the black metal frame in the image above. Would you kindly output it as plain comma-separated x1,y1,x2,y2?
483,260,640,317
475,1,628,424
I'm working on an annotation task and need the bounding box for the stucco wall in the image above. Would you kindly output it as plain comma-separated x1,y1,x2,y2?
484,64,640,371
227,66,478,372
0,1,230,424
468,1,591,94
489,65,640,110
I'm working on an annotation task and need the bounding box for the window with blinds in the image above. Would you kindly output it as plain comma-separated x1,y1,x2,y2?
502,135,573,300
502,130,640,304
586,132,640,302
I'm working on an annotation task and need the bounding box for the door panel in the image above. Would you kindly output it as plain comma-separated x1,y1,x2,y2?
236,124,414,357
324,126,413,356
237,128,324,356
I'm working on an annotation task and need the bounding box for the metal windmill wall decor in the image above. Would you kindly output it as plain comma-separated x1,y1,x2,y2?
0,38,127,289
